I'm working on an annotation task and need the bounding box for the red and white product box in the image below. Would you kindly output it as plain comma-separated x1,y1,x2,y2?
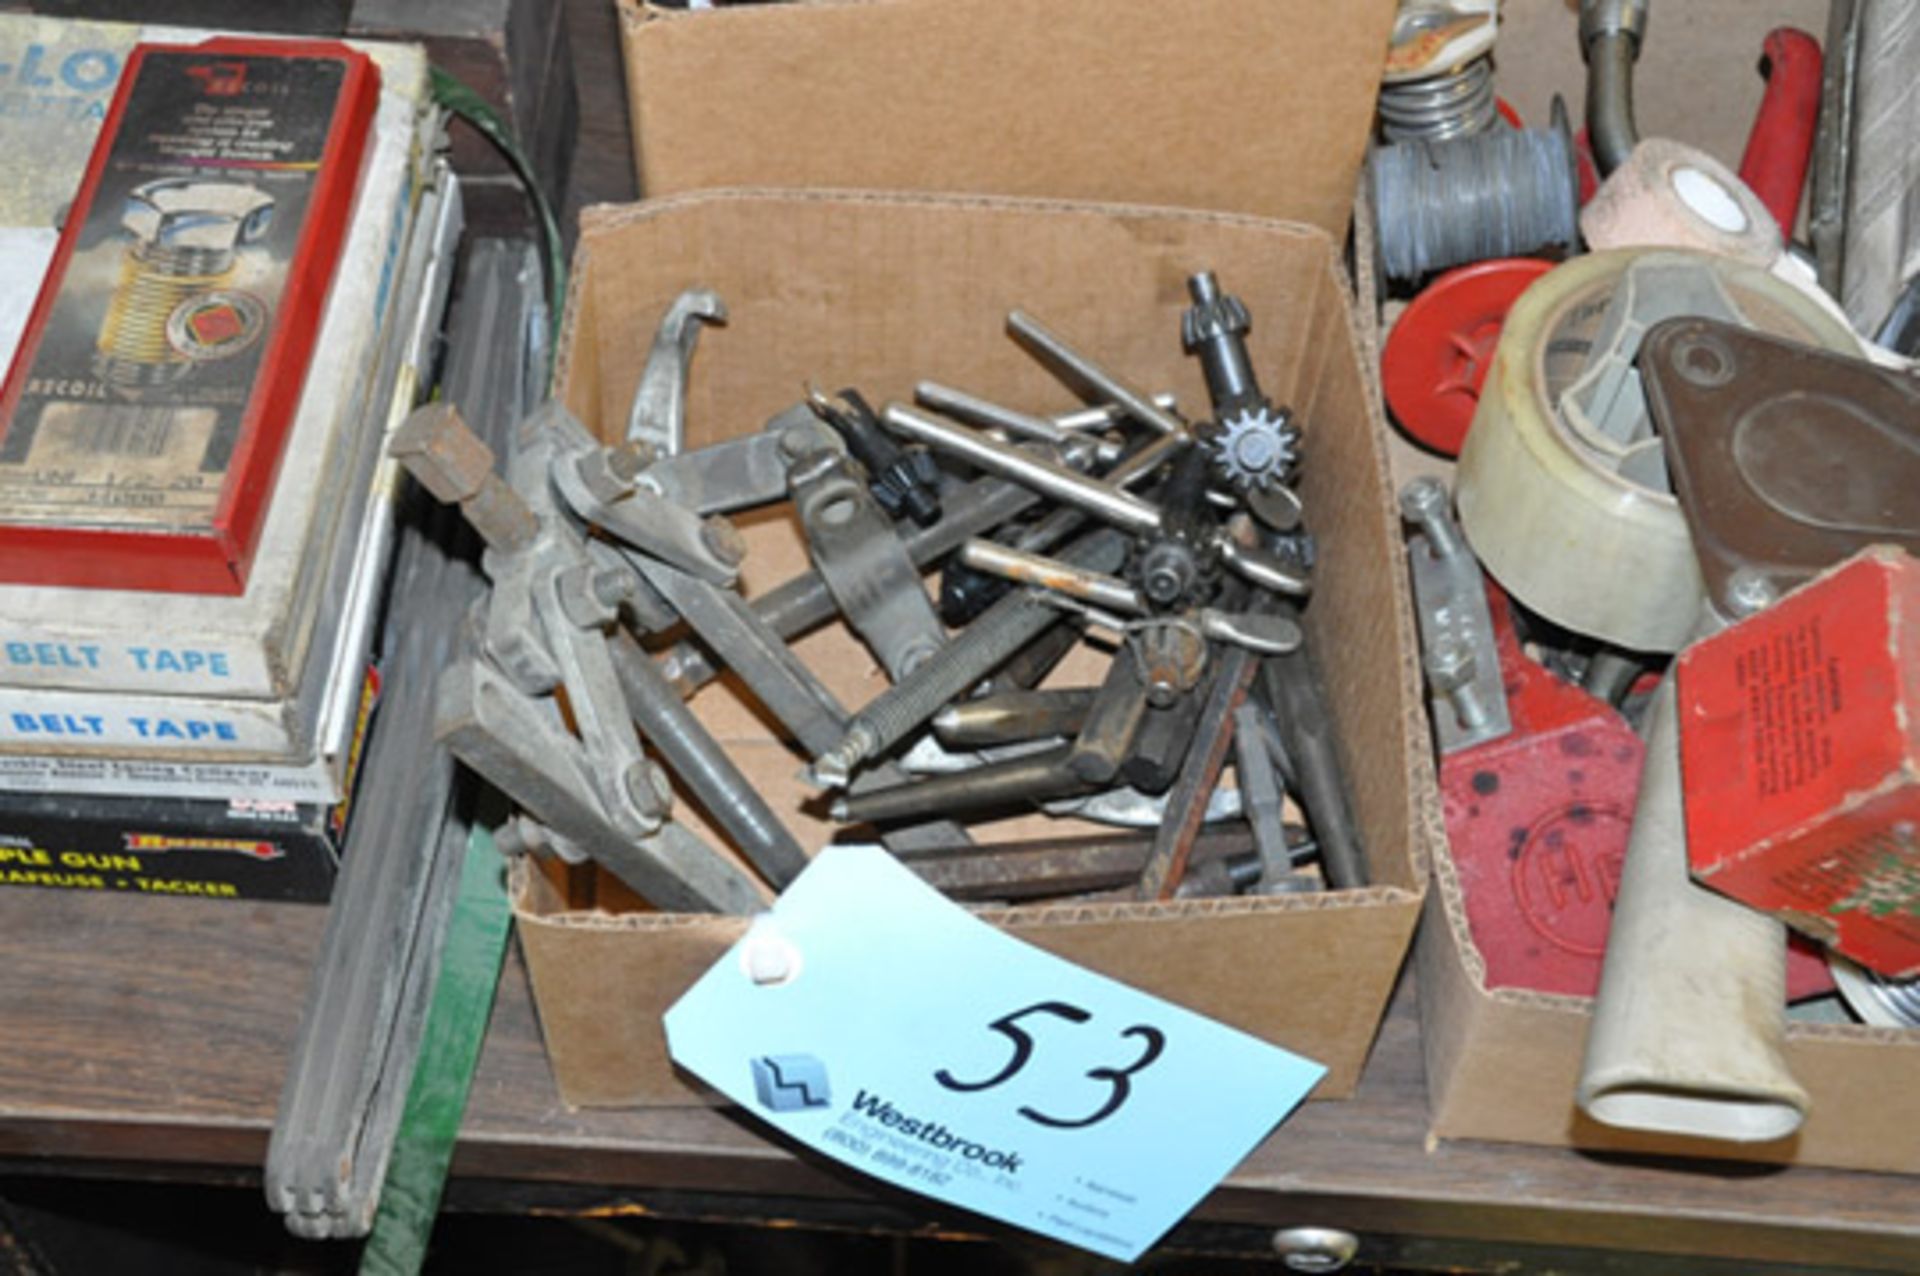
1681,547,1920,978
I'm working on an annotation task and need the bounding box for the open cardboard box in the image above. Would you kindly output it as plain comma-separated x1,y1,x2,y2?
1419,830,1920,1175
516,188,1432,1108
615,0,1396,231
1409,0,1920,1179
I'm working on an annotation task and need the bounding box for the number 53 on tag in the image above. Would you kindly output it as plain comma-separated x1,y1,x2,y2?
664,847,1326,1263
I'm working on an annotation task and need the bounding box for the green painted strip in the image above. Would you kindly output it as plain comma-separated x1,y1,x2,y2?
359,825,513,1276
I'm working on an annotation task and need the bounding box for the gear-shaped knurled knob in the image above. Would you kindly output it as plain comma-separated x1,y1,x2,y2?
1211,406,1300,490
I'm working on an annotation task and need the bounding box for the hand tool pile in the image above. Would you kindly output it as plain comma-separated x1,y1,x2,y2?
394,269,1370,913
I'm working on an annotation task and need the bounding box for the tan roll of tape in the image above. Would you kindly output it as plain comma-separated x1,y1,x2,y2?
1455,248,1858,653
1580,139,1782,269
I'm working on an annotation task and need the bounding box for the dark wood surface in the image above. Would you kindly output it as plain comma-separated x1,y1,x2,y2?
1,887,1917,1271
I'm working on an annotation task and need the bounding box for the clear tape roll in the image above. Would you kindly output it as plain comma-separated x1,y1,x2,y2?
1581,139,1783,269
1456,248,1860,652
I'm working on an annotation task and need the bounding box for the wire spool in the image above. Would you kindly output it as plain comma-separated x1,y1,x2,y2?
1454,248,1860,653
1369,118,1581,283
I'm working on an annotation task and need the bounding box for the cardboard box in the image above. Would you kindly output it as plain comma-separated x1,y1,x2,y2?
1419,777,1920,1174
516,188,1431,1108
1399,0,1920,1177
1682,547,1920,978
617,0,1395,231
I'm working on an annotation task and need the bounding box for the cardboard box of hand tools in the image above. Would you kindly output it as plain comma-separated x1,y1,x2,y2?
512,188,1433,1108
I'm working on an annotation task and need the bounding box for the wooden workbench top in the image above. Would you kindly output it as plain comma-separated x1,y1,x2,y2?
1,888,1917,1270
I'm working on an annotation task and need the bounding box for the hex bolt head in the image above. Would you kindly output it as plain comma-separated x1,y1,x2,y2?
701,515,747,567
1723,568,1778,618
391,402,496,504
778,423,819,461
576,449,638,504
623,761,673,824
1398,476,1465,562
591,567,636,609
608,440,655,481
1397,475,1448,523
556,563,620,628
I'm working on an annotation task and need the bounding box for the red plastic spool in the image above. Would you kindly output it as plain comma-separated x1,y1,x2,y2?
1382,257,1553,457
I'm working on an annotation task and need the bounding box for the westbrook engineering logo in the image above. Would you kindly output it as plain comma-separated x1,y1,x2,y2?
748,1056,1026,1175
751,1054,831,1112
849,1090,1024,1173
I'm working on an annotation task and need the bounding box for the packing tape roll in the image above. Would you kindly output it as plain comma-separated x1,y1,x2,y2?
1455,248,1858,653
1580,139,1782,269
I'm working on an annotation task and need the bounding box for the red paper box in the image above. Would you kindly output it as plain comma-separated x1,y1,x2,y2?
1681,547,1920,978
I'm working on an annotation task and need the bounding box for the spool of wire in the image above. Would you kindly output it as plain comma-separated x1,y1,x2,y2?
1379,55,1498,142
1370,106,1581,283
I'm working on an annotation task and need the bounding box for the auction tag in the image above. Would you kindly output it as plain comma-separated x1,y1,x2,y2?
663,846,1326,1262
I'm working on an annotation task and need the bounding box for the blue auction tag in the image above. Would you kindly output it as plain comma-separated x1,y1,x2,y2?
663,846,1326,1262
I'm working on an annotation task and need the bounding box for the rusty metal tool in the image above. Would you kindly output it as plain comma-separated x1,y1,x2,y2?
831,743,1099,824
915,380,1124,466
636,403,844,517
626,287,724,457
788,442,946,679
1136,644,1263,899
1183,270,1301,495
959,538,1302,658
807,385,943,527
394,401,767,912
1065,648,1152,784
608,630,809,886
1232,700,1293,890
933,688,1098,748
1005,308,1191,438
885,403,1310,597
807,528,1130,788
655,470,1041,694
634,553,971,855
1120,683,1206,796
1259,624,1369,890
1400,475,1510,752
901,828,1278,901
975,620,1088,699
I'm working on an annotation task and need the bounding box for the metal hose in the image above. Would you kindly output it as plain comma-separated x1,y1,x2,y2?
1582,0,1650,177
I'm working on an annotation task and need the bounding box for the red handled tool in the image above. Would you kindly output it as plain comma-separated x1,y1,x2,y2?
1738,28,1823,236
